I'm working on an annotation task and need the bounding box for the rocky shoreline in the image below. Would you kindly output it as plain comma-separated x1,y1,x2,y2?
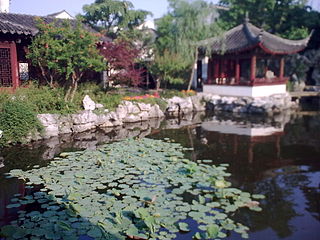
34,92,298,141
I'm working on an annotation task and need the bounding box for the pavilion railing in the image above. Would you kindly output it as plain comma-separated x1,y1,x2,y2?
206,77,288,86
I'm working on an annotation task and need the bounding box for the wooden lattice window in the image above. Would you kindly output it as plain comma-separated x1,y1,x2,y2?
0,42,19,89
0,47,13,87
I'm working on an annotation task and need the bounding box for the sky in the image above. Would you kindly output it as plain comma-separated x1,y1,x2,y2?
10,0,170,19
9,0,320,19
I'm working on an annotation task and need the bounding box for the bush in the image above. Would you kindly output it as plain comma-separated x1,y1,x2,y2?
14,85,78,114
160,89,196,99
0,100,43,146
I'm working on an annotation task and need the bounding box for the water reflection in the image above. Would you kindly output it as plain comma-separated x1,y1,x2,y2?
1,111,320,239
150,112,320,240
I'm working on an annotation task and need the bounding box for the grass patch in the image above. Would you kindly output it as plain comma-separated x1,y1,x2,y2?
160,89,196,99
0,100,43,146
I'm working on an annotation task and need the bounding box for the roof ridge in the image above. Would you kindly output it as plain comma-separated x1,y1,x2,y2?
260,29,310,46
1,19,37,31
0,12,42,18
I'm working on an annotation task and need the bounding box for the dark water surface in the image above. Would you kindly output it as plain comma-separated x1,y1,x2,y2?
0,110,319,239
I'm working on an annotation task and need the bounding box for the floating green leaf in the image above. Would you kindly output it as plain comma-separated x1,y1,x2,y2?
2,138,263,239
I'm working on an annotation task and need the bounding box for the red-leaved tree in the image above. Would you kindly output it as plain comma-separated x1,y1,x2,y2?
99,40,143,87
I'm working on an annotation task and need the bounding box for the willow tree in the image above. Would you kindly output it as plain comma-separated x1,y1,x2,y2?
154,0,222,90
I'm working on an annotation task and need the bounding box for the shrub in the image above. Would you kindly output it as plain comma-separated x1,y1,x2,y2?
160,89,196,99
14,85,78,114
0,100,43,146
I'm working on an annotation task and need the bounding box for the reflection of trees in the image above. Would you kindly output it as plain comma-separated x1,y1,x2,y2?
283,115,320,151
234,174,302,239
150,113,320,239
302,186,320,221
0,178,25,226
0,146,48,174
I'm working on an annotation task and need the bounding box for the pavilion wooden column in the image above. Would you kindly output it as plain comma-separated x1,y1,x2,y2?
250,55,256,84
235,58,240,84
213,59,220,84
207,58,212,84
279,57,284,81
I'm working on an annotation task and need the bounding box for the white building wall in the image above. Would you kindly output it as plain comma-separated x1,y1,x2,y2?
201,122,284,136
192,57,209,89
202,57,208,82
203,84,287,97
0,0,10,13
55,12,74,19
192,62,198,89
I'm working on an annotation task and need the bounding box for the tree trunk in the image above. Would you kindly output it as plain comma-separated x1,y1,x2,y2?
187,48,198,91
156,78,161,92
70,80,78,103
38,61,50,86
64,84,72,102
49,73,54,88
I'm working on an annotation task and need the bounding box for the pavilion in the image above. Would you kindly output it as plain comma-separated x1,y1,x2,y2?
196,18,311,97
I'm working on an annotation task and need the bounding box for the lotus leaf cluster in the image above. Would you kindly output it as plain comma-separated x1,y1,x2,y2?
1,138,264,239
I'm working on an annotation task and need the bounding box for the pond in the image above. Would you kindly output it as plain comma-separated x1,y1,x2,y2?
0,109,319,239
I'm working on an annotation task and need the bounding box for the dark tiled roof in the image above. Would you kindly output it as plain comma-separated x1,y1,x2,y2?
0,13,56,36
0,13,110,42
200,21,311,55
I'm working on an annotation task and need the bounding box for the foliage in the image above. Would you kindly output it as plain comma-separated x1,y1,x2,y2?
99,40,143,87
153,0,222,88
94,92,123,111
150,51,190,89
27,19,105,102
2,138,264,239
285,49,320,85
122,92,160,101
81,0,151,38
13,84,77,114
218,0,320,39
160,89,197,99
0,83,197,118
0,100,42,146
156,0,221,59
285,54,311,83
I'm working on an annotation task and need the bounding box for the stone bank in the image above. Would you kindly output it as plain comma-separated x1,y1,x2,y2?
35,93,298,140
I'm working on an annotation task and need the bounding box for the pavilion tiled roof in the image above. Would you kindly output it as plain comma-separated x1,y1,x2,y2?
200,19,311,55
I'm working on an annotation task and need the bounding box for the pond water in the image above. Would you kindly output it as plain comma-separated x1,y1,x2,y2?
0,109,319,239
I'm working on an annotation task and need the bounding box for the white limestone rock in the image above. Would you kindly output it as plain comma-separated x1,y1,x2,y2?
149,105,165,118
72,111,98,125
83,95,96,111
95,103,104,109
72,123,96,133
123,114,142,123
58,115,73,134
137,102,152,111
37,114,60,138
191,95,206,111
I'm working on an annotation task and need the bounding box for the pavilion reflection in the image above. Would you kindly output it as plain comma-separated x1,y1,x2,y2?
200,113,290,164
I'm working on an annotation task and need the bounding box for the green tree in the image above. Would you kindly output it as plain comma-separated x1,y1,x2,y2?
81,0,151,38
218,0,320,39
27,20,105,102
150,51,189,90
154,0,222,89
